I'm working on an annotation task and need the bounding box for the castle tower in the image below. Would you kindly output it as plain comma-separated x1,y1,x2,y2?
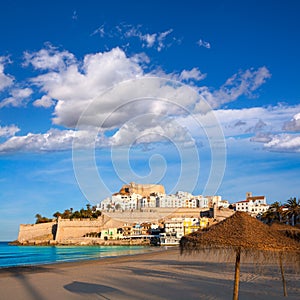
246,192,252,199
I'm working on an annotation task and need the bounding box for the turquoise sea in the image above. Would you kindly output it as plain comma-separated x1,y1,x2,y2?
0,242,153,268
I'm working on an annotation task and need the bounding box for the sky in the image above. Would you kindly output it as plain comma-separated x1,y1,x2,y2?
0,0,300,240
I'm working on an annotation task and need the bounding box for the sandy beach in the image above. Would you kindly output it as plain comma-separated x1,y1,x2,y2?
0,247,299,300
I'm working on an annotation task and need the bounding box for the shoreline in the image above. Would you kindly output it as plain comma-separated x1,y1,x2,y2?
0,246,175,273
0,247,299,299
1,243,167,270
10,237,153,246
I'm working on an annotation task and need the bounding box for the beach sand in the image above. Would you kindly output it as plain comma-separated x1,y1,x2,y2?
0,247,299,300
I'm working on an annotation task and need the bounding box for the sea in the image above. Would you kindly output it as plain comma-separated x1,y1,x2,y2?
0,241,154,268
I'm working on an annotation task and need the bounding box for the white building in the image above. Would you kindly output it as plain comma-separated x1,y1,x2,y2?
100,193,142,211
138,195,157,208
97,189,223,211
160,220,184,245
159,217,201,245
218,199,230,208
197,195,209,208
157,194,180,208
98,197,111,210
157,192,197,208
235,193,269,216
206,195,222,208
183,198,198,208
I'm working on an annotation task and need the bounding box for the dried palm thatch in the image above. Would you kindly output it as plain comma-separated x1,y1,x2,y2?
270,222,300,242
180,211,300,299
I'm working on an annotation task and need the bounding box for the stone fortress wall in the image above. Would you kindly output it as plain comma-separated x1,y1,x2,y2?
17,208,204,244
17,182,167,244
54,214,124,242
17,206,233,245
18,221,57,243
17,213,127,244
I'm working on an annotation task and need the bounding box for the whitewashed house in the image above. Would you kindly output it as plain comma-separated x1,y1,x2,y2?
235,192,269,216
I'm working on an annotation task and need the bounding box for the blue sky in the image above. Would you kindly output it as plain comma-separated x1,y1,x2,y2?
0,0,300,240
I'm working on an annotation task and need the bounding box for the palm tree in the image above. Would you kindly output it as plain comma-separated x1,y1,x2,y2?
261,209,275,224
261,201,280,224
270,201,283,222
72,210,81,219
80,208,87,218
62,209,71,219
286,197,300,226
53,211,62,220
35,213,42,224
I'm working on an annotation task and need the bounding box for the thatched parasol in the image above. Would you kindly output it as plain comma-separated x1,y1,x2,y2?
180,211,300,299
270,222,300,242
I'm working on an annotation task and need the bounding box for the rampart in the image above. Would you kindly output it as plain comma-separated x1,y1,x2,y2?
54,214,122,241
16,208,213,245
17,214,125,244
18,221,56,243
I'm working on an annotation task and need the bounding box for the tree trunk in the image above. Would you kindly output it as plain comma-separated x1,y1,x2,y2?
233,248,241,300
279,254,287,297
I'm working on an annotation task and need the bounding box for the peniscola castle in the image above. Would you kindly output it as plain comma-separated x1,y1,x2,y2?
17,184,269,246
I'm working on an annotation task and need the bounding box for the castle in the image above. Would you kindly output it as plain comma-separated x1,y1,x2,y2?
118,182,165,197
16,182,236,246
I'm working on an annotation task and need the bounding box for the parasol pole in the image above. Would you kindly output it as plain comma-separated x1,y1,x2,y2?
279,253,287,297
233,248,241,300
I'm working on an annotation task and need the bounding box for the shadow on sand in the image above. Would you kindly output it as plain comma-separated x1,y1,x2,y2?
64,281,120,298
0,265,62,300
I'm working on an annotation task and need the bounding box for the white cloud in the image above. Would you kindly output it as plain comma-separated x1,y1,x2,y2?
157,29,173,51
250,132,273,143
197,39,211,49
33,95,55,108
196,67,271,109
124,27,158,48
245,119,267,133
2,99,296,154
93,24,177,52
283,112,300,132
0,57,14,91
131,53,150,64
0,87,33,108
142,33,157,48
179,104,300,146
179,68,206,81
263,134,300,153
0,116,195,153
0,125,20,138
217,104,300,135
23,44,75,71
195,103,300,153
31,47,146,127
210,105,300,153
0,128,105,153
0,46,274,153
91,24,105,37
110,116,194,147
